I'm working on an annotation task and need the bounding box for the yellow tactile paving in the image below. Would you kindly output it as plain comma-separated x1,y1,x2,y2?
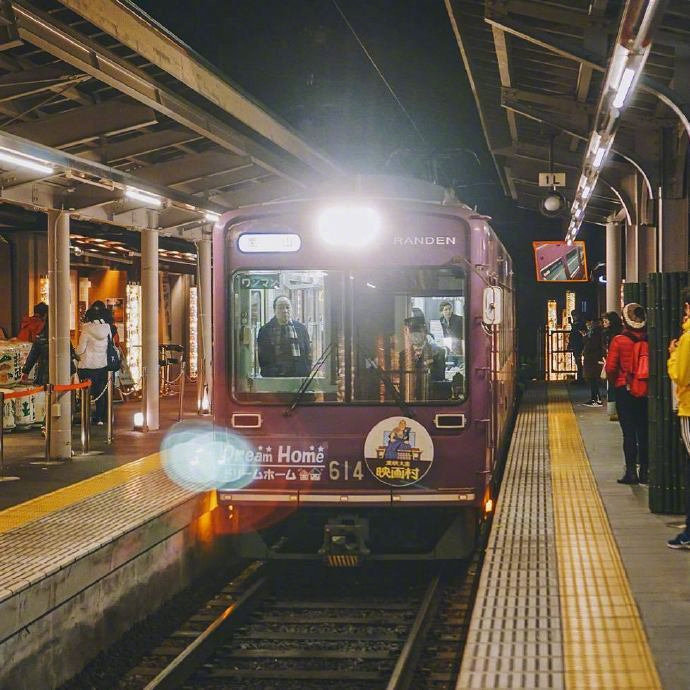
547,386,661,690
0,452,161,533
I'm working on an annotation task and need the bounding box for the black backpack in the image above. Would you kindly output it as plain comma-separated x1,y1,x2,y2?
106,335,121,372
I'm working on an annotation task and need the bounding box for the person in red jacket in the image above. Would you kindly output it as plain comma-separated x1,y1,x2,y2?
605,303,648,484
16,302,48,342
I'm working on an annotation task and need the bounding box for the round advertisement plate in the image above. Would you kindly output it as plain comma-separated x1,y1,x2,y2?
364,416,434,487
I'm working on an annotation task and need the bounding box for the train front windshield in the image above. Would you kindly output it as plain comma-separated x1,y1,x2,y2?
231,267,467,405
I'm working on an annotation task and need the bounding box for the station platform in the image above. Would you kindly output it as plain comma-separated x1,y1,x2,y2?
459,383,690,690
0,388,202,510
0,403,221,689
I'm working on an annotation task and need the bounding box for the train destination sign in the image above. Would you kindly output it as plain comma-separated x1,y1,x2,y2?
238,233,301,253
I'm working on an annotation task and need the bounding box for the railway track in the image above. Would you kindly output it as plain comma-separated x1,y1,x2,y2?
113,556,480,690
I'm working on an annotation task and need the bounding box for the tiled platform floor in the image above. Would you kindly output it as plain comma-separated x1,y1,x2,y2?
460,383,689,690
0,388,204,509
570,383,690,690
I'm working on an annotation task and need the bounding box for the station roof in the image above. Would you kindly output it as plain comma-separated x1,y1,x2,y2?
0,0,341,241
447,0,689,227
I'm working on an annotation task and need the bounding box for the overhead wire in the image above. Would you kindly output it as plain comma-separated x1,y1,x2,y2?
330,0,427,147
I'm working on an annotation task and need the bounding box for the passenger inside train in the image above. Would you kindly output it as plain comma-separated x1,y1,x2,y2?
232,268,467,403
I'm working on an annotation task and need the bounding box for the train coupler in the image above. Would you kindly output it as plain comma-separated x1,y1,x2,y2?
319,515,370,567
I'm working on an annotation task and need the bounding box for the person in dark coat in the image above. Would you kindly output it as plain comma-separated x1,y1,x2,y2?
257,296,311,377
582,318,605,406
567,309,587,382
602,311,624,418
21,318,77,385
439,300,463,355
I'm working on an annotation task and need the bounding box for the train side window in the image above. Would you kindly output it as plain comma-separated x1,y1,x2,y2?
231,270,344,403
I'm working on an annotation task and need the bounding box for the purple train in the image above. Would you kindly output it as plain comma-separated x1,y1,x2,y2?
212,177,517,561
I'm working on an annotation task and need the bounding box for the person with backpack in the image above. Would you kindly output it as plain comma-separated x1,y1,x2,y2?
665,288,690,549
75,307,111,425
605,303,649,484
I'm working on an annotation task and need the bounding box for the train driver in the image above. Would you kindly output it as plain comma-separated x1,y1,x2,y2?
400,316,447,399
257,295,312,377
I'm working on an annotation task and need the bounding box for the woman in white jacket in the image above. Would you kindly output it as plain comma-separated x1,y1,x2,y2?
76,307,111,425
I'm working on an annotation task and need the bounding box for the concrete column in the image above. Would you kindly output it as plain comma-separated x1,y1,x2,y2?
625,224,639,282
196,234,213,411
142,213,159,430
47,210,71,460
606,220,622,312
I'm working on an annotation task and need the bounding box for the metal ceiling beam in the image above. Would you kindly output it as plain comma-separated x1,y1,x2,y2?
489,0,607,30
0,128,225,213
9,0,331,185
445,0,509,195
5,100,157,149
50,0,340,178
76,128,202,164
0,64,88,102
175,164,268,195
131,150,253,188
491,26,518,142
485,10,690,137
493,143,627,175
210,178,298,208
500,98,656,192
485,11,604,70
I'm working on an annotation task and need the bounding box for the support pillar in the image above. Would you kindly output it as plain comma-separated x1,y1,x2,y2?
625,224,640,283
47,210,71,460
196,233,213,411
142,214,159,430
606,220,622,312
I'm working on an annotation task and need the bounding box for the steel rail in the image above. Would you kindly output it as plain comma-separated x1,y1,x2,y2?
143,572,270,690
386,572,443,690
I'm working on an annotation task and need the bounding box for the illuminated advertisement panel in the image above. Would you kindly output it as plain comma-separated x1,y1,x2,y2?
533,241,588,282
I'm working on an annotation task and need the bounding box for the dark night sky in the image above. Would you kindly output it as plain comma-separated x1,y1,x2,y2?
135,0,604,359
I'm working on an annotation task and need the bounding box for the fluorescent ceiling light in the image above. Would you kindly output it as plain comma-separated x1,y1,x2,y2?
0,149,54,175
125,186,162,207
613,67,636,108
204,211,220,222
589,132,601,155
582,185,592,199
592,147,607,169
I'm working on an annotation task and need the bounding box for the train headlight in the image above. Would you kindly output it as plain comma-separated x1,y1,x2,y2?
317,205,380,247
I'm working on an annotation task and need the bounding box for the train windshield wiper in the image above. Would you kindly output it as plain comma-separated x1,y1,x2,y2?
284,342,334,416
363,356,415,419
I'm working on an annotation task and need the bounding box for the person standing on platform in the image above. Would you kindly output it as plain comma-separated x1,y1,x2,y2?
602,311,624,421
75,307,111,425
90,300,120,346
16,302,48,342
605,303,649,485
20,318,77,386
582,318,605,406
567,309,587,383
666,288,690,549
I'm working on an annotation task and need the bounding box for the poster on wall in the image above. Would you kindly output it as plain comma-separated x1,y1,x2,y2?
106,297,125,322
